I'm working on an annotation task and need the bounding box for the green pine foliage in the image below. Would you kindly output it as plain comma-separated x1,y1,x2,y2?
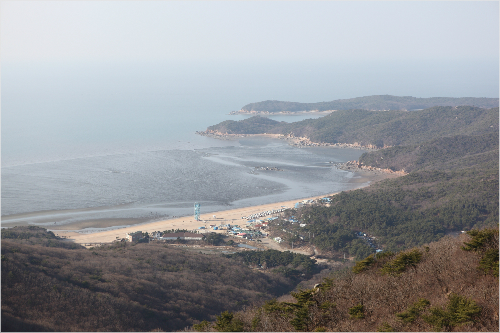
258,290,319,331
313,326,327,331
352,254,376,274
462,229,498,252
380,249,423,275
250,308,262,331
462,229,499,277
359,132,499,173
348,304,365,319
224,249,317,275
214,311,245,332
479,249,499,277
193,320,211,332
207,116,282,134
422,293,481,331
262,299,296,316
204,232,226,246
396,298,431,323
377,322,395,332
291,161,497,254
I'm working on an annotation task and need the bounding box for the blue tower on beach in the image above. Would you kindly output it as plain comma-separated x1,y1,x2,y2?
194,202,200,221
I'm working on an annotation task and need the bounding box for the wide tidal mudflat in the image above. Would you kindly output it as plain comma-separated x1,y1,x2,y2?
2,137,399,243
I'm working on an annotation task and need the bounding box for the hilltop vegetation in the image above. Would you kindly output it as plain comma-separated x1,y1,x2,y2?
207,116,283,135
358,132,499,173
240,95,498,112
192,229,499,332
208,106,499,148
294,165,498,256
1,227,308,332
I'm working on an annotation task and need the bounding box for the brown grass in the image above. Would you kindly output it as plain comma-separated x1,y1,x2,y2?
221,232,499,332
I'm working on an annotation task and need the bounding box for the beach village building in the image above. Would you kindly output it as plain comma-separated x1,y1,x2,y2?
160,232,204,241
126,231,143,242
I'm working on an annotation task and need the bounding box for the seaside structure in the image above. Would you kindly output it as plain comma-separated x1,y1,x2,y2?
126,231,143,242
161,232,205,241
194,202,200,220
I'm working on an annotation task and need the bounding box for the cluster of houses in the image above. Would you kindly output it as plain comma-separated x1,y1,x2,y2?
281,216,307,228
273,236,284,244
242,208,286,220
125,218,275,243
126,231,205,242
156,232,204,241
204,219,273,240
124,199,335,244
355,231,383,253
294,197,331,209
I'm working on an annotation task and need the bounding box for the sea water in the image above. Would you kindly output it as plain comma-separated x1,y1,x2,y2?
1,62,369,230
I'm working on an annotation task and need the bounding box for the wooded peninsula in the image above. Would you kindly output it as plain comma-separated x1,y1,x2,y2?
232,95,499,114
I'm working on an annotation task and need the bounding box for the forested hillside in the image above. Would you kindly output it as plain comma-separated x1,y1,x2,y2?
359,132,499,173
1,227,304,332
258,108,499,259
295,165,498,257
239,95,499,112
205,106,499,261
207,116,284,135
208,106,499,148
193,229,498,332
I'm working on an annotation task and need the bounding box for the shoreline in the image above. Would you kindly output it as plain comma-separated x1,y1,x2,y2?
47,169,399,245
196,131,383,150
51,192,341,245
1,165,399,237
228,110,336,116
2,133,402,247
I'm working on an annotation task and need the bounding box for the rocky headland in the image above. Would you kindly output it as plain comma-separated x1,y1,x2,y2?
196,130,381,150
333,160,407,176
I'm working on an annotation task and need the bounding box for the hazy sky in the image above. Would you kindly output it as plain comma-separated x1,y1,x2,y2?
1,1,499,165
2,1,498,64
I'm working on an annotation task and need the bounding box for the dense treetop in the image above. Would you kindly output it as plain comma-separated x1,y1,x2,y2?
359,132,499,173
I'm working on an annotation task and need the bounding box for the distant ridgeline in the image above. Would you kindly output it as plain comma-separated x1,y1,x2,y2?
234,95,499,113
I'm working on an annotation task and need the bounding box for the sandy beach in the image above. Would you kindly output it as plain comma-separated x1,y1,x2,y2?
52,169,399,246
55,193,339,245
